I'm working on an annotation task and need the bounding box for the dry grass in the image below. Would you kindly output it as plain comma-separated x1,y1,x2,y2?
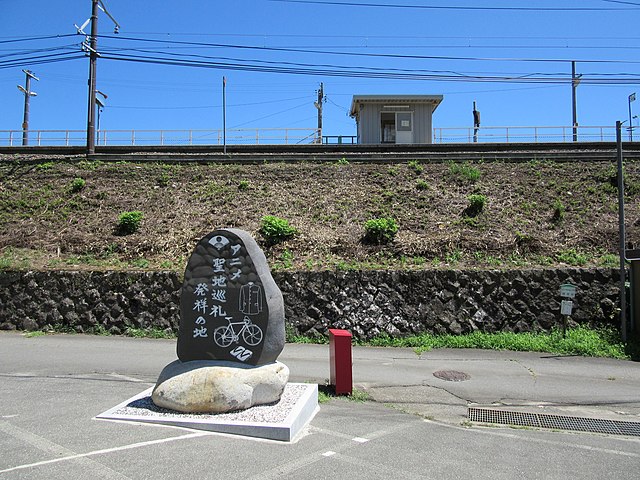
0,155,638,271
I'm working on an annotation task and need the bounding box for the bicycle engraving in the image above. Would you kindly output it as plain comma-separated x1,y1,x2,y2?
213,316,263,348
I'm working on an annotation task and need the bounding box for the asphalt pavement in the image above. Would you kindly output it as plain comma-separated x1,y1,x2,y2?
1,331,639,479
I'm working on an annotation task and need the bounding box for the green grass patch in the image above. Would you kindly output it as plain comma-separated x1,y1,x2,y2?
449,162,481,183
290,326,632,359
364,326,629,359
24,330,46,338
124,327,176,339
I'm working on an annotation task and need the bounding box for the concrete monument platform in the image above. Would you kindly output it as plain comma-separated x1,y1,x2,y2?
96,382,318,442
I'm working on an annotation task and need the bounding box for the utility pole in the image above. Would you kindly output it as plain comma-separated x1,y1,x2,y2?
616,120,628,342
17,69,39,146
86,0,99,154
314,82,324,143
629,93,636,142
571,61,581,143
223,76,227,154
77,0,119,155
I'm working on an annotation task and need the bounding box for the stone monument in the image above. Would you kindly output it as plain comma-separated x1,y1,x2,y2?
152,228,288,413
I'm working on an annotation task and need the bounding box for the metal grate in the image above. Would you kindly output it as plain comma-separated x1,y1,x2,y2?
468,407,640,437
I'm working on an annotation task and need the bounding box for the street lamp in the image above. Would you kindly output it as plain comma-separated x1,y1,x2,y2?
17,69,39,146
95,90,107,145
629,93,636,141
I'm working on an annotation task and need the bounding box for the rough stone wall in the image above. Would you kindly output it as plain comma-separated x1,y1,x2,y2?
0,271,181,335
0,268,621,339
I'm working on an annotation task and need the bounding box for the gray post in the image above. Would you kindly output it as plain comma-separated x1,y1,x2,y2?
19,70,38,146
616,120,628,342
572,61,579,142
316,82,324,143
223,76,226,154
86,0,99,155
629,93,636,142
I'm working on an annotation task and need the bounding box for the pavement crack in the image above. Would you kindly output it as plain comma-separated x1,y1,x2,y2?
510,359,538,380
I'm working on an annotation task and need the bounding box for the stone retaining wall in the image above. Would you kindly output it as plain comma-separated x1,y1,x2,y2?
0,269,621,339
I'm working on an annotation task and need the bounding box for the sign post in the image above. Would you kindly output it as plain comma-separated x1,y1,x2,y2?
559,283,576,338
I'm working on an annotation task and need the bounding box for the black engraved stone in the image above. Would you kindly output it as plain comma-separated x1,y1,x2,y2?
177,229,285,366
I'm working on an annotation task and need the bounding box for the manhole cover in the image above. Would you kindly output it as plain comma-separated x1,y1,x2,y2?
433,370,470,382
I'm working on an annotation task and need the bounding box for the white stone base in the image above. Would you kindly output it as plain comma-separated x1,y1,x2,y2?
96,383,318,442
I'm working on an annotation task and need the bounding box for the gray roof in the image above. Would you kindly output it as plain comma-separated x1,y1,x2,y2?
350,94,444,117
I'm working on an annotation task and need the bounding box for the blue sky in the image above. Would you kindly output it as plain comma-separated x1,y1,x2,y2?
2,0,640,141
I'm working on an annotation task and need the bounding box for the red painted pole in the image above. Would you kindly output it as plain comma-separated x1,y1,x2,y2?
329,329,353,395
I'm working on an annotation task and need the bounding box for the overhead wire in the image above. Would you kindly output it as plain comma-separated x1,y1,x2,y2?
96,33,640,65
97,50,640,84
268,0,640,11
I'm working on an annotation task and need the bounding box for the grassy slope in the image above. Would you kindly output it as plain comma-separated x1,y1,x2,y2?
1,155,639,271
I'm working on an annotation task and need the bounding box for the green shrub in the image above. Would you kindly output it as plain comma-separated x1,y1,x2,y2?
465,194,487,217
117,211,144,235
336,157,349,165
259,215,298,245
70,177,86,193
556,248,589,266
408,160,424,173
449,162,481,183
552,199,565,223
416,179,429,191
364,217,398,244
238,180,250,190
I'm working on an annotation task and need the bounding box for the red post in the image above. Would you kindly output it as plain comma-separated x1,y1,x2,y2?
329,328,352,395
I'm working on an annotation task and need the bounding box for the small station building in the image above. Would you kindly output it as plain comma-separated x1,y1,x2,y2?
349,94,444,144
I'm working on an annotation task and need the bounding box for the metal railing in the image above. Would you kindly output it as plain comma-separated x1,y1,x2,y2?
0,128,321,147
432,126,620,143
322,135,357,144
1,126,633,147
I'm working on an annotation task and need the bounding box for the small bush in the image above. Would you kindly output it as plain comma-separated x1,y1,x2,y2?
260,215,298,245
465,194,487,217
552,199,565,224
336,157,349,165
449,162,481,183
408,160,424,173
416,179,429,191
70,177,86,193
364,217,398,244
117,211,144,235
556,248,589,266
238,180,250,190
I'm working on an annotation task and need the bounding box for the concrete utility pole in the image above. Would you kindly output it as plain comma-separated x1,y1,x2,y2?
571,61,581,143
616,120,628,342
223,76,227,154
78,0,120,155
629,93,636,142
315,82,324,143
17,69,39,146
85,0,99,155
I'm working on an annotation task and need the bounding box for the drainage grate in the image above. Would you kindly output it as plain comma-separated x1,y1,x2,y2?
468,407,640,437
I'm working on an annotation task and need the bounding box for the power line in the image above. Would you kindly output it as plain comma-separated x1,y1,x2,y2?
0,34,77,44
97,33,640,65
228,101,310,128
108,95,312,110
98,50,640,84
269,0,640,11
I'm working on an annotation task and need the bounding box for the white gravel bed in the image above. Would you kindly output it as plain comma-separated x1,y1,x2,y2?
112,383,309,424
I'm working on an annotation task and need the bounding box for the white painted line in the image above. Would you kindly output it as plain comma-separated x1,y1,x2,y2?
0,432,211,474
322,451,337,457
105,373,149,383
352,437,369,443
